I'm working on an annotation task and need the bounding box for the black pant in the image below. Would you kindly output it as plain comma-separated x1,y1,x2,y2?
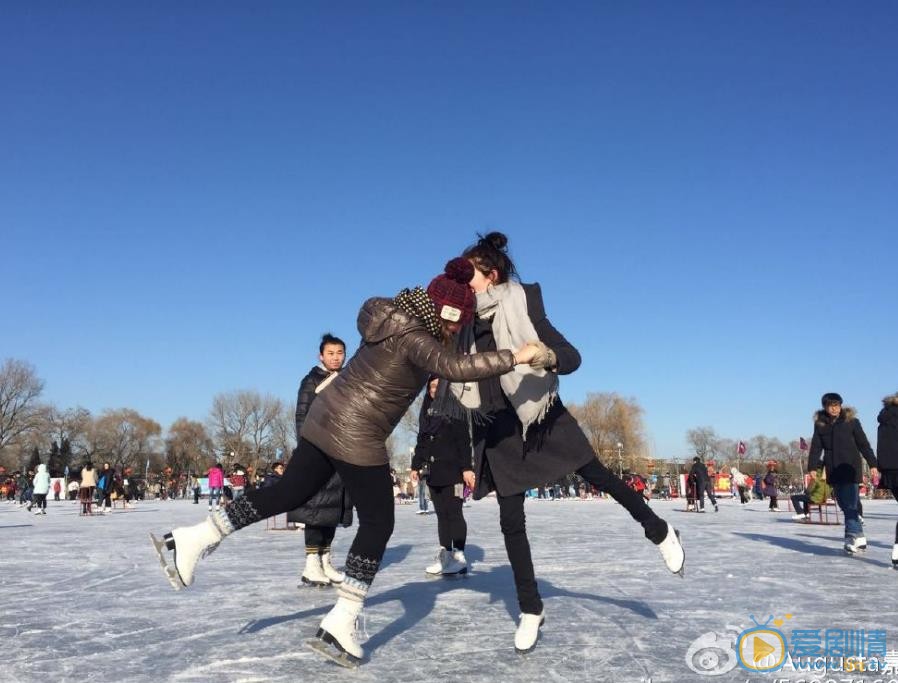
100,491,112,508
428,483,466,550
33,493,47,510
496,457,666,615
769,495,778,510
305,525,337,552
737,486,748,504
240,438,393,590
791,493,810,515
697,480,717,509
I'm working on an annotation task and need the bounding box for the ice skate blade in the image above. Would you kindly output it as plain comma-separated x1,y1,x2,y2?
425,567,468,579
306,631,361,669
300,576,332,588
149,533,184,591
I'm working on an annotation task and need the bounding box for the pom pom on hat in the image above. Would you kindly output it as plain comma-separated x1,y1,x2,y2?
427,258,475,325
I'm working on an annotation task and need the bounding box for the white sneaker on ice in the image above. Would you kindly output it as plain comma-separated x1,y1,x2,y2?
425,548,451,575
309,596,363,666
321,552,344,584
301,553,332,587
792,513,810,521
657,522,685,576
891,543,898,568
514,611,545,653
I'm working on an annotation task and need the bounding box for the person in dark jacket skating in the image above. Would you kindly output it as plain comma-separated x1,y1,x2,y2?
152,258,540,667
412,376,473,576
445,232,685,654
876,391,898,567
96,462,116,513
808,392,878,554
292,333,354,587
689,457,718,512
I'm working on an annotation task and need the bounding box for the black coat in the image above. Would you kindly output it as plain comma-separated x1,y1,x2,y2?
288,365,353,528
690,462,710,484
411,393,472,487
471,283,595,499
877,394,898,471
807,407,876,485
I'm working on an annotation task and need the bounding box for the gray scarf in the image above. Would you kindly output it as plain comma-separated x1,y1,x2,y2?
450,281,557,435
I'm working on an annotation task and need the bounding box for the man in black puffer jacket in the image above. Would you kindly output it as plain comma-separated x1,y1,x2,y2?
876,392,898,566
291,333,354,587
808,392,877,555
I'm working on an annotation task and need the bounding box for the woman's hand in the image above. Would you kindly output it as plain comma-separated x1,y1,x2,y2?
513,343,539,365
463,470,476,489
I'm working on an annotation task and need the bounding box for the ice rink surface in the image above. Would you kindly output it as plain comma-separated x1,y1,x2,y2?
3,495,897,683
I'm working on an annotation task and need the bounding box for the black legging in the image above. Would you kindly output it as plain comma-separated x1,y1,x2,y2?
305,525,337,552
497,457,666,615
428,483,466,550
697,480,717,509
232,438,393,593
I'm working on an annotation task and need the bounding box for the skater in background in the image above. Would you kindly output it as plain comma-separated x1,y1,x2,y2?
207,463,224,511
730,467,749,504
690,457,718,512
96,462,115,513
52,478,61,501
28,463,50,514
80,462,97,515
763,463,779,511
412,376,473,577
875,391,898,567
228,463,247,501
291,333,354,588
153,258,539,667
449,232,685,653
808,392,877,554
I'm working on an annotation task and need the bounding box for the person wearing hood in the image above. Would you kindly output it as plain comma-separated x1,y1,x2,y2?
876,391,898,567
808,392,877,555
153,257,540,668
449,232,685,654
28,464,51,514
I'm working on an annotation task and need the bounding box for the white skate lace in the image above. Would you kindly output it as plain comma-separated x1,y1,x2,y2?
201,542,220,559
355,614,370,643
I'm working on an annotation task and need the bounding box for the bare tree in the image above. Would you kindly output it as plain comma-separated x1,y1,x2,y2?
92,408,162,473
686,426,719,461
0,359,45,458
165,418,215,480
208,390,290,474
208,391,253,467
568,392,647,472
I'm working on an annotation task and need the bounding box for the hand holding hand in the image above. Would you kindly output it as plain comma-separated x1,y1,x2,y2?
529,341,557,370
513,343,539,365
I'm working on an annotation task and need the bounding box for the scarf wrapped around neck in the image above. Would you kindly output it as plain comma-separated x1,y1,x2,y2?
450,281,557,435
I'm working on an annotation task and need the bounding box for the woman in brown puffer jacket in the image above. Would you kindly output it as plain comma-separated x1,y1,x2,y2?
154,258,539,667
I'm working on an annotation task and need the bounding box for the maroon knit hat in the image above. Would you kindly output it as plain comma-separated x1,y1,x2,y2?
426,257,475,325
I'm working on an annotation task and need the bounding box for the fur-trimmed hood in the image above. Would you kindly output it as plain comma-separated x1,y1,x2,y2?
814,406,857,427
879,393,898,426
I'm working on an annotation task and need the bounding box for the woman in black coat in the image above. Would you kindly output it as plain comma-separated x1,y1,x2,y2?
292,333,354,587
447,232,684,653
412,377,473,576
876,391,898,566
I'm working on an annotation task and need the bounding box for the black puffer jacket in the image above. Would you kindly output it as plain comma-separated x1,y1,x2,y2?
808,407,876,484
302,297,516,467
411,392,472,487
877,393,898,471
288,365,352,528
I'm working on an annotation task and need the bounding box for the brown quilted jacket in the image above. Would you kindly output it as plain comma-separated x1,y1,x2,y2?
301,297,516,467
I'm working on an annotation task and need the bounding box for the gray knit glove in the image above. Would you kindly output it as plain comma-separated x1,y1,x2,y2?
529,341,557,370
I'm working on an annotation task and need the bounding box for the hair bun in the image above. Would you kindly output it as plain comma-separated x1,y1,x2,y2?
444,257,474,284
479,231,508,252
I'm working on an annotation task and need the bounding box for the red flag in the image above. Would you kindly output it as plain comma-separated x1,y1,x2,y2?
799,437,808,451
737,441,746,455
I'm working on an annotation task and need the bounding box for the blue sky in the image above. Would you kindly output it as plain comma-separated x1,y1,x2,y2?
3,2,897,459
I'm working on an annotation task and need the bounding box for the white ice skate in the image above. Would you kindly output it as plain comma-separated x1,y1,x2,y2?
891,543,898,569
321,552,344,584
657,522,685,577
514,610,545,653
444,549,468,575
306,596,363,668
844,536,867,555
301,554,332,587
149,518,223,590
